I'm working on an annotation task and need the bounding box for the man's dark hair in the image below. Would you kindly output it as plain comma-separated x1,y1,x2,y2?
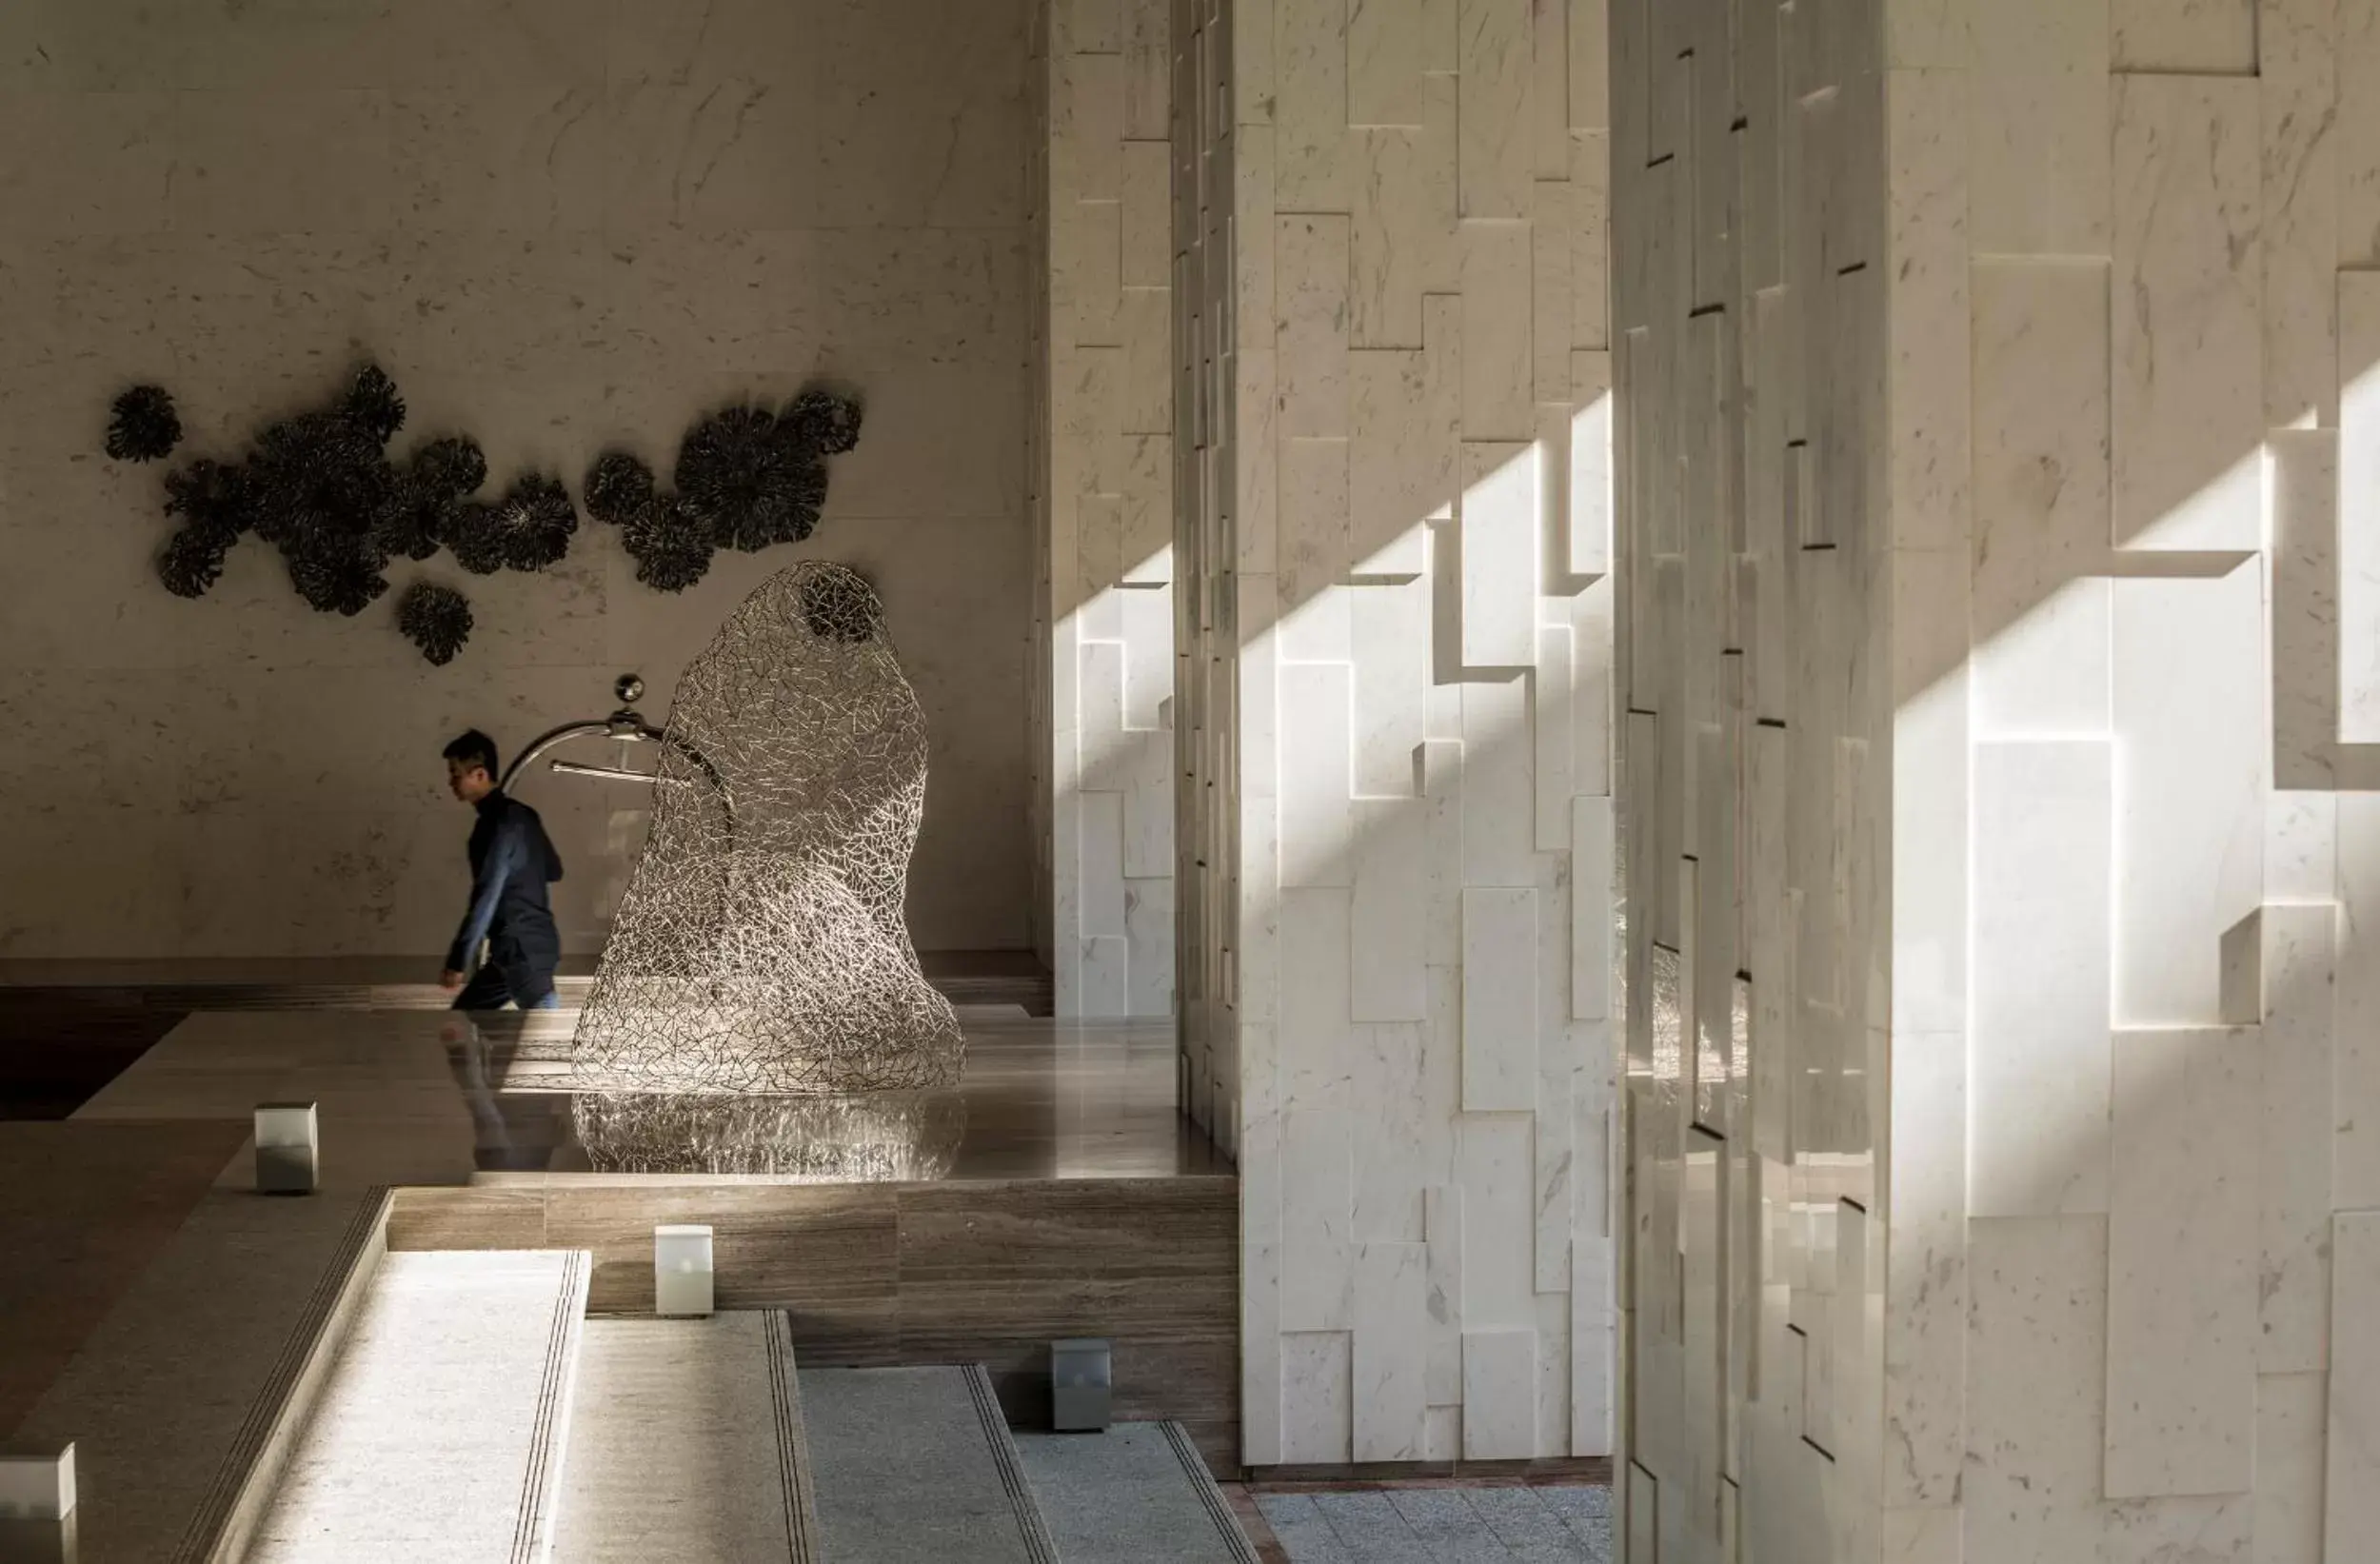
443,728,500,777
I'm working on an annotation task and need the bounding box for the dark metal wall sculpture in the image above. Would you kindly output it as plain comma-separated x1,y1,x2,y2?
569,561,962,1096
105,363,863,664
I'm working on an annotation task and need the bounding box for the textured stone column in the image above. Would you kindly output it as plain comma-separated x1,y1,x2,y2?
1614,1,2380,1558
1174,0,1619,1470
1034,0,1181,1019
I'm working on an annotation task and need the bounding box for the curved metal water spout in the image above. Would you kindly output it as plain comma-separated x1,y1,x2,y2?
498,676,733,836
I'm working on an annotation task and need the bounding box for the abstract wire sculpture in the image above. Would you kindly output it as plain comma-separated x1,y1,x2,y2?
569,1092,966,1180
570,561,963,1095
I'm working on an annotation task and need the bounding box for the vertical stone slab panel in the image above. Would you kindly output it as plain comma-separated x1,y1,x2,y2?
1967,0,2110,255
2112,567,2266,1026
2339,276,2380,744
2111,0,2255,72
2324,1214,2380,1554
2105,1027,2258,1498
1458,0,1534,216
1352,1239,1430,1457
1971,740,2112,1218
2111,73,2262,553
1464,886,1540,1111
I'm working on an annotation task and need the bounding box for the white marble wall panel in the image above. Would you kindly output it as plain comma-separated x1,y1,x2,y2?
1970,258,2114,738
2324,1214,2380,1555
2111,74,2263,553
2106,1027,2258,1498
1279,663,1356,888
2261,906,2336,1376
1352,1240,1429,1458
1279,1331,1355,1463
1461,674,1538,888
2112,567,2267,1026
2349,0,2380,267
2264,0,2340,431
1965,1218,2110,1563
2259,1372,2329,1564
1971,741,2112,1217
2269,430,2344,791
1966,0,2110,255
1460,442,1541,668
1463,1328,1538,1458
2338,275,2380,744
2112,0,2256,73
1351,798,1427,1021
2343,796,2380,1211
1462,888,1538,1113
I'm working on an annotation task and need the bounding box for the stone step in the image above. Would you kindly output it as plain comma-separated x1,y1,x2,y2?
248,1250,590,1564
1016,1422,1261,1564
800,1363,1060,1564
549,1313,821,1563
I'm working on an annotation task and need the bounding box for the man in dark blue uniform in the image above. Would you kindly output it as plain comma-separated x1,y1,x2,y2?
439,729,565,1011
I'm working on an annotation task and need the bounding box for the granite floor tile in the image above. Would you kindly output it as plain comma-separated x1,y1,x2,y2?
1255,1495,1362,1563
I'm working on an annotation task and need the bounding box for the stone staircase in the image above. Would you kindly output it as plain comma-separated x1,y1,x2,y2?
243,1257,1252,1563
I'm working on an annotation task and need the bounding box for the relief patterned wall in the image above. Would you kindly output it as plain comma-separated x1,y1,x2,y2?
1176,0,1621,1468
1615,0,2380,1558
1040,0,1181,1018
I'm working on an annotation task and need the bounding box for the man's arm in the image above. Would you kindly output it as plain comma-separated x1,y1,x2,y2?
445,820,524,977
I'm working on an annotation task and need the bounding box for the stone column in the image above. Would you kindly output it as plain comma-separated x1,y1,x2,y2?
1036,0,1180,1019
1614,0,2380,1558
1175,0,1620,1469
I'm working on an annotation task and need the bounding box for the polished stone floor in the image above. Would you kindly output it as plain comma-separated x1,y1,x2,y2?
74,1006,1223,1183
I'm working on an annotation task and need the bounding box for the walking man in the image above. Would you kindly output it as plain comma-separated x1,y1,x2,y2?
440,729,565,1011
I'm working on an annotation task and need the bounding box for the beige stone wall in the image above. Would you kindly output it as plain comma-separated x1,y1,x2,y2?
0,0,1037,959
1180,0,1617,1468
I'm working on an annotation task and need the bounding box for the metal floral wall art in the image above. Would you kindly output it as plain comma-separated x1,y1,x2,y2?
108,365,865,663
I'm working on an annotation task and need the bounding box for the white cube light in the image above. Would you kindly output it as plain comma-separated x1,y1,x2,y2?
254,1102,320,1195
654,1225,714,1317
1050,1339,1112,1432
0,1441,75,1520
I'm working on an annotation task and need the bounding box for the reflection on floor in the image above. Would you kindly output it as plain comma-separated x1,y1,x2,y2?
63,1005,1220,1182
0,951,1057,1120
1255,1486,1615,1563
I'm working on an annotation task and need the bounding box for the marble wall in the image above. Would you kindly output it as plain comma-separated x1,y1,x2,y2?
1613,0,2380,1559
0,0,1036,959
1174,0,1618,1467
1035,0,1180,1017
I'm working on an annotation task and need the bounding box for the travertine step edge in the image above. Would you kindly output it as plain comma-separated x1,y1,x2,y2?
1160,1421,1261,1564
767,1314,824,1564
169,1187,392,1564
516,1251,591,1563
968,1364,1061,1564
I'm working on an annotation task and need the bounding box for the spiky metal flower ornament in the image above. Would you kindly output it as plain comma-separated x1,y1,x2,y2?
675,404,826,551
397,581,474,665
106,385,183,463
624,497,714,593
584,450,656,526
450,472,578,574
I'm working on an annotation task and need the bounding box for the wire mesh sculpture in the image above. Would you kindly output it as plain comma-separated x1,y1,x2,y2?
569,1092,966,1179
570,561,963,1095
